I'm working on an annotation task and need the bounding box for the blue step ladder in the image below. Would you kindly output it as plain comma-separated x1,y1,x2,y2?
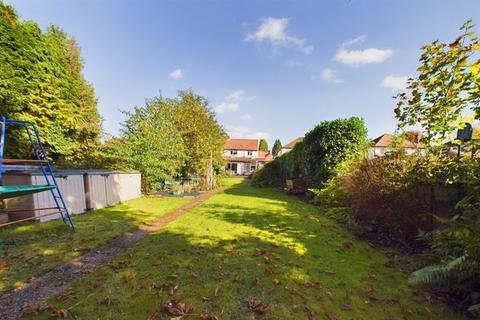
0,117,75,230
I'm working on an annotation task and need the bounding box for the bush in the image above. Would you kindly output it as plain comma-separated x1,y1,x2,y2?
303,117,367,187
410,184,480,315
251,152,293,188
340,152,475,243
252,117,367,189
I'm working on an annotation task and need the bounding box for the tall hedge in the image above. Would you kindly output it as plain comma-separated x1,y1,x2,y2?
303,117,367,187
0,2,101,164
252,117,367,188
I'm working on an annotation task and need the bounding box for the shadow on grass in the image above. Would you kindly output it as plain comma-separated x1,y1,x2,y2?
24,182,462,320
0,197,189,293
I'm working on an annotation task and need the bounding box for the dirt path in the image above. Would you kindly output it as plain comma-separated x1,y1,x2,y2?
0,188,222,320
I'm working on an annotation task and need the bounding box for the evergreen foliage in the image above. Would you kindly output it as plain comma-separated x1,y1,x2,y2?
258,139,269,152
0,2,101,164
272,139,282,156
252,117,367,189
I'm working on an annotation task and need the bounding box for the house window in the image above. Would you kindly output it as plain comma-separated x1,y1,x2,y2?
230,150,238,155
250,165,256,171
227,163,237,171
247,151,253,156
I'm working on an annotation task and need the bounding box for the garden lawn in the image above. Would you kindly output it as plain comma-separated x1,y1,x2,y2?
0,196,191,293
23,178,462,319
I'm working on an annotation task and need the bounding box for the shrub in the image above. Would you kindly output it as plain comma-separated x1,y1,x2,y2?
410,184,480,315
252,117,367,190
251,152,292,188
303,117,368,187
340,152,475,243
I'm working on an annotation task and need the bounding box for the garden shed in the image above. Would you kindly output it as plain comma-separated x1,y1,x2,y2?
0,169,141,224
84,171,141,210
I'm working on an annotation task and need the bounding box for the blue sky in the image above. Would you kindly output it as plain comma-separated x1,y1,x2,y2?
6,0,480,146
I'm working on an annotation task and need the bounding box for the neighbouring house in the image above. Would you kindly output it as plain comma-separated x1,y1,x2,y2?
369,133,425,158
279,137,303,156
224,138,273,175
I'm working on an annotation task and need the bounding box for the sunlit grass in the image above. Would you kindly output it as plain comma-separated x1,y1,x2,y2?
0,196,191,292
23,178,463,319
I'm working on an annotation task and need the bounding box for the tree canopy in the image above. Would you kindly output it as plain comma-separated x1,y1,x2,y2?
394,20,480,147
272,139,282,156
259,139,269,152
0,2,101,164
112,90,225,191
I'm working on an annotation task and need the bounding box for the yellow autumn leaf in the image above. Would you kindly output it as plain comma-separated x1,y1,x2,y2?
471,64,480,76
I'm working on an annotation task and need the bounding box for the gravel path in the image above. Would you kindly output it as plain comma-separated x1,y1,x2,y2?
0,188,221,320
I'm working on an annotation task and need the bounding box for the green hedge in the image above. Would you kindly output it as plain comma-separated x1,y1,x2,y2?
252,117,367,188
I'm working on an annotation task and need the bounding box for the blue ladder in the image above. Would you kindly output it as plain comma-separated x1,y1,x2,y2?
0,117,75,230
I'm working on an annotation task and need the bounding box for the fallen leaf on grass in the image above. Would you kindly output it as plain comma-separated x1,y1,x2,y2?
121,272,137,283
50,308,69,319
303,305,317,320
264,267,276,275
0,260,10,270
272,278,281,285
200,310,219,320
319,269,336,275
246,298,268,314
363,284,374,295
214,286,219,297
341,241,353,249
153,283,178,295
255,248,267,255
285,286,308,299
304,281,322,289
340,303,352,310
23,303,51,316
57,292,73,302
100,296,111,305
163,299,194,317
80,268,93,275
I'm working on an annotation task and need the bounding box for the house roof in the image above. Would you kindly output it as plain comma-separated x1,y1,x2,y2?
282,137,303,149
224,138,258,151
373,133,424,148
258,151,273,161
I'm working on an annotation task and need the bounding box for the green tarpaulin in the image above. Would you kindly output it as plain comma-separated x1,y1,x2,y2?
0,185,56,200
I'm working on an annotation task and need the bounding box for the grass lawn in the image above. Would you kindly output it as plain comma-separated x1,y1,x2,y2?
22,178,462,319
0,196,192,293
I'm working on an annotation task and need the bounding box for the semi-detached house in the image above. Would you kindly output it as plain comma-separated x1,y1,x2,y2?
224,138,273,175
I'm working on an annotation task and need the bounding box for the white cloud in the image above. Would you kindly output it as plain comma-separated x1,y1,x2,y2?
226,90,245,100
341,35,367,47
241,113,252,120
226,125,271,140
245,17,313,55
169,68,183,80
215,102,239,114
334,35,393,66
335,48,393,66
312,68,344,84
381,74,410,92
